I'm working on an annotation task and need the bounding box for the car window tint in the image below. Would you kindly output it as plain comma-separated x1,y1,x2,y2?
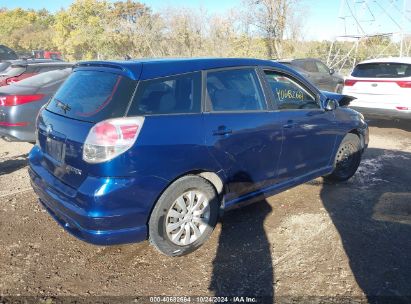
47,70,136,123
26,66,39,73
206,69,265,111
352,62,411,78
128,72,200,115
316,61,330,74
298,61,319,73
264,70,319,110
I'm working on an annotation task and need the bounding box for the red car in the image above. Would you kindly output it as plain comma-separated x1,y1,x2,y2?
0,61,72,86
32,50,63,60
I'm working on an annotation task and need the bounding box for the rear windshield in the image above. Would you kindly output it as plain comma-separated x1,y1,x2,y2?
352,62,411,78
15,68,71,87
2,66,26,77
46,70,136,122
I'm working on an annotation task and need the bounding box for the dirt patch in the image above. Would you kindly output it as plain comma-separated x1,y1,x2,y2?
0,123,410,301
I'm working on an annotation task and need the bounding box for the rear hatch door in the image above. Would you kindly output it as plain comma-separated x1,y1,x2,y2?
346,62,411,107
37,68,138,188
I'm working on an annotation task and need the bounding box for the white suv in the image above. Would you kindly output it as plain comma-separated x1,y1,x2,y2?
343,57,411,119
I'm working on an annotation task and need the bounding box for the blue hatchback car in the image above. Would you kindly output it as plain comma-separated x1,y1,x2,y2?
28,58,369,256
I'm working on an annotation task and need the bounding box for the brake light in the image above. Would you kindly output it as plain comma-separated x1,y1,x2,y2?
83,117,145,163
344,79,357,86
396,106,409,111
0,94,45,106
0,121,29,127
396,81,411,88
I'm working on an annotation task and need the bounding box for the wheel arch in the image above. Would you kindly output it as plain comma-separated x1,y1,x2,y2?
348,128,366,150
146,169,226,226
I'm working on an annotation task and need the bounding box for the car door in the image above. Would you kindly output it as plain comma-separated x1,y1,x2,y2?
315,60,335,92
262,69,337,183
203,67,284,201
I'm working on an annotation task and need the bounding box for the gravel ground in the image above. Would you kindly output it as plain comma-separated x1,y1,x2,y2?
0,119,410,303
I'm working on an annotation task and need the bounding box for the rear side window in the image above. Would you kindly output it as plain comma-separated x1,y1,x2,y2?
47,70,136,122
206,68,265,111
295,60,319,73
352,63,411,78
128,72,201,115
264,70,319,110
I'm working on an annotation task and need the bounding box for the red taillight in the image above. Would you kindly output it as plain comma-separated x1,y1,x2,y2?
344,79,357,86
0,121,29,127
396,106,409,111
83,117,145,163
396,81,411,88
93,122,119,145
0,94,45,106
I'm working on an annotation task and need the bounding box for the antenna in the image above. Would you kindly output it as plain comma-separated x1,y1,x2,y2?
327,0,411,73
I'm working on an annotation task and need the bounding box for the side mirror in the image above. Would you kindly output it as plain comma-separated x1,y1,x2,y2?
329,68,335,75
325,98,338,111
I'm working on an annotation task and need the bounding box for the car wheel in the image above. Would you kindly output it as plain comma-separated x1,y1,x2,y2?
324,133,362,182
148,175,219,256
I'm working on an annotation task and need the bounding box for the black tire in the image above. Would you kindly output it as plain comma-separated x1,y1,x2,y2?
324,133,362,182
148,175,219,257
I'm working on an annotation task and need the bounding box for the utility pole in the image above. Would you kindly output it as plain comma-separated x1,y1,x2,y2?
328,0,411,72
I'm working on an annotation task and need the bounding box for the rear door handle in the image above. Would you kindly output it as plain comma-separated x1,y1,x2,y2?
213,126,233,136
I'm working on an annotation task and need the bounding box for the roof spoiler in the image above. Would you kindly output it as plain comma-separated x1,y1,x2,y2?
73,61,142,80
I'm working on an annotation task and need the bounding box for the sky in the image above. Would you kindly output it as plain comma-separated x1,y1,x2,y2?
0,0,409,41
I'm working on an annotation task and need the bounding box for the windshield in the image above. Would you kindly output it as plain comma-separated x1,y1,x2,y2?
46,70,136,122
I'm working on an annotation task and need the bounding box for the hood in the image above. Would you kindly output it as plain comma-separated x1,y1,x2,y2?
321,91,357,107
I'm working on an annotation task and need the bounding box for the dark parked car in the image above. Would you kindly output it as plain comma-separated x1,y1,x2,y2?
278,58,344,93
0,45,18,61
0,61,72,86
29,58,368,256
0,68,71,142
0,59,64,75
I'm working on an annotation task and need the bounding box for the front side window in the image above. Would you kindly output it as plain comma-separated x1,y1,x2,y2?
316,61,330,74
128,72,200,115
206,68,265,111
264,70,319,110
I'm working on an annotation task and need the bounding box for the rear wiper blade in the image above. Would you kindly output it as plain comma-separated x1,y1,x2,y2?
54,98,71,114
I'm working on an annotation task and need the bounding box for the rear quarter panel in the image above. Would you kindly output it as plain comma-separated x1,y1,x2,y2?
129,114,222,181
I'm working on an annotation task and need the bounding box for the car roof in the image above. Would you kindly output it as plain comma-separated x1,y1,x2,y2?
277,58,321,63
357,57,411,65
76,57,290,80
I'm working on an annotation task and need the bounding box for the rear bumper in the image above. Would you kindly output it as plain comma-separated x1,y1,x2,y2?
0,126,35,142
350,106,411,120
28,146,169,245
0,105,36,142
